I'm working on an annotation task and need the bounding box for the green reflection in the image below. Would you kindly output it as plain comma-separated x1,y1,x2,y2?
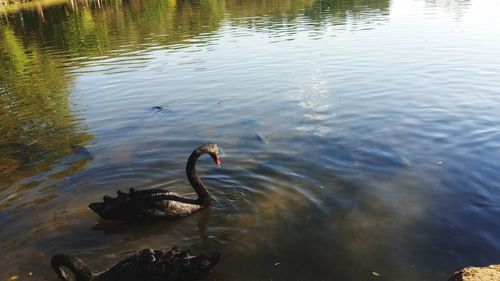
303,0,390,23
0,25,93,194
1,0,389,57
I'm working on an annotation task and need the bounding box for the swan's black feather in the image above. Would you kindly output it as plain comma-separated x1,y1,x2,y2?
88,188,196,221
51,247,221,281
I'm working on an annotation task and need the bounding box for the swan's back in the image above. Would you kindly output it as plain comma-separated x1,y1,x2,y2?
89,188,183,221
99,248,220,281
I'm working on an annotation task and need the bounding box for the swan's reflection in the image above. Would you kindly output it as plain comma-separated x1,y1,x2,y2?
90,207,215,248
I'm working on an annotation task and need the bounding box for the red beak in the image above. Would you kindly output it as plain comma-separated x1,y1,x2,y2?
215,155,222,166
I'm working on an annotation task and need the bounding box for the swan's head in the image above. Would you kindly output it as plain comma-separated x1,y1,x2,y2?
203,143,223,166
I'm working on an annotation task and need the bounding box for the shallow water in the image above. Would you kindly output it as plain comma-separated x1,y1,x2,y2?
1,0,500,280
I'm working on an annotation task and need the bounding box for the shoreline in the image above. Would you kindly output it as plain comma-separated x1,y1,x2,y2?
0,0,69,14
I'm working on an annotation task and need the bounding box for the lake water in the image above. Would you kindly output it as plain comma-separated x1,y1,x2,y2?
1,0,500,280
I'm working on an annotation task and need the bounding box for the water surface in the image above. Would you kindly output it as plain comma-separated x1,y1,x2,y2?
1,0,500,280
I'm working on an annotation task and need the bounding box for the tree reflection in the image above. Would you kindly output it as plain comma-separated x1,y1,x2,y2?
1,0,390,57
0,25,93,209
425,0,471,19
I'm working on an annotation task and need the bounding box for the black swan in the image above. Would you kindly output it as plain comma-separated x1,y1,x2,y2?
88,144,222,221
51,247,220,281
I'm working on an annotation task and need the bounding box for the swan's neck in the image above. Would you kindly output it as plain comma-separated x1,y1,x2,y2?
186,148,212,206
51,255,94,281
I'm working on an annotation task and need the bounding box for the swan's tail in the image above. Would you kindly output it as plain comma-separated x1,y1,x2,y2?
157,247,221,280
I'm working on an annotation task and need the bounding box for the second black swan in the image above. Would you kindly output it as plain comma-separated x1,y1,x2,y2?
51,247,220,281
89,144,222,221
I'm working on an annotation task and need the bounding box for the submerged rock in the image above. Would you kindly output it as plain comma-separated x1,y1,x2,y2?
449,264,500,281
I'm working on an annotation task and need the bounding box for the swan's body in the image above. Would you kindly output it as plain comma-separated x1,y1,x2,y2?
88,144,222,221
51,247,220,281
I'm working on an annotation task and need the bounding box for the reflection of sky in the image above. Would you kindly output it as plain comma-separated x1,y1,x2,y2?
294,66,332,136
395,0,499,24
